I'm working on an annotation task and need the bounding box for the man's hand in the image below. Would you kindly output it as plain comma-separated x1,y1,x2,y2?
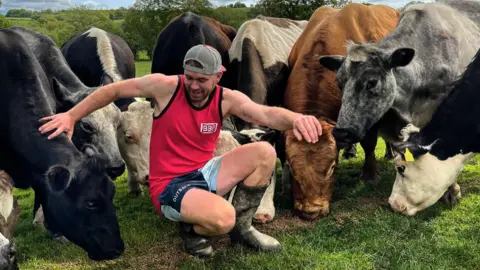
293,115,322,143
38,112,75,140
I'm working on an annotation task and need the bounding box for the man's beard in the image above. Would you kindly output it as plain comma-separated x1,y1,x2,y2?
186,86,209,102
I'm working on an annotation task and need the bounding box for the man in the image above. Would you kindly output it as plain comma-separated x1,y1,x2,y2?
38,44,323,257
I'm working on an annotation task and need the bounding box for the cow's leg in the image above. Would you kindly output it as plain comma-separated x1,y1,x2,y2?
32,195,44,228
342,143,357,160
254,170,276,224
360,128,380,184
127,173,142,196
384,142,395,160
275,132,286,166
441,182,462,205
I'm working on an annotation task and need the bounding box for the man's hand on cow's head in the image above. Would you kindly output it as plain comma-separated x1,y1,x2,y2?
39,112,75,140
292,115,322,143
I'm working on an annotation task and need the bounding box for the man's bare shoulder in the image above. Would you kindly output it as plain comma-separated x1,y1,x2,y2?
222,87,253,103
138,73,179,97
221,87,255,116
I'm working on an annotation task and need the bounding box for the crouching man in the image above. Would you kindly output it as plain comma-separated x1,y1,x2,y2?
38,45,323,257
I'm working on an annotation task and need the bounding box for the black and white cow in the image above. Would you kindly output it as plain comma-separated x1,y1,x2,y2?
388,47,480,216
9,26,126,180
227,15,307,130
61,27,138,112
0,28,124,260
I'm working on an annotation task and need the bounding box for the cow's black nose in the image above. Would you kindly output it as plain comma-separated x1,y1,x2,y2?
107,163,126,179
332,127,359,147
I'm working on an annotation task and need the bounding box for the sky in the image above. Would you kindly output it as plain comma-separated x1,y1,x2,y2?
0,0,435,14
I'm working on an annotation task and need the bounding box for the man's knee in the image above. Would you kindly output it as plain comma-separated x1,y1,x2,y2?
255,142,277,169
210,204,236,234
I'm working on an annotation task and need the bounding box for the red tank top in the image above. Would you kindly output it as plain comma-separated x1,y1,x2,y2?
148,75,223,214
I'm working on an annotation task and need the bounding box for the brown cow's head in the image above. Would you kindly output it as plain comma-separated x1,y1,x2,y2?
285,119,338,220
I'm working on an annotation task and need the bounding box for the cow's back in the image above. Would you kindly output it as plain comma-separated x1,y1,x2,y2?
228,16,306,115
285,4,399,119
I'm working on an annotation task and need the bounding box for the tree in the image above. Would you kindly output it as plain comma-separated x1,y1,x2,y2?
122,0,214,57
249,0,340,20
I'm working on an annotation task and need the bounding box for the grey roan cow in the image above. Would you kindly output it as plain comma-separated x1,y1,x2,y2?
319,0,480,152
0,28,124,261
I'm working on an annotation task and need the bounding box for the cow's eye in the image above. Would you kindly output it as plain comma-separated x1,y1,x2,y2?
81,122,94,133
125,132,135,143
86,201,98,210
366,79,378,90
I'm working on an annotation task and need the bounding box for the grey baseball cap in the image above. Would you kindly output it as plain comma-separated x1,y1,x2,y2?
183,44,227,74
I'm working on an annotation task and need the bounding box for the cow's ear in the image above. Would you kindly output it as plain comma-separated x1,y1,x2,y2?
231,131,251,145
319,55,345,72
387,48,415,69
46,165,72,192
52,78,74,111
100,73,114,86
53,77,88,111
258,129,278,145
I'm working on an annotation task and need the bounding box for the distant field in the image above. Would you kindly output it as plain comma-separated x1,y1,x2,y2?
135,61,151,77
11,60,480,269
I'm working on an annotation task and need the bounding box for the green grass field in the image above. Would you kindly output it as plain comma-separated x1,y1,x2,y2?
12,61,480,269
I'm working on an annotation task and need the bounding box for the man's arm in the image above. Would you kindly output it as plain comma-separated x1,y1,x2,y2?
68,73,176,122
224,89,322,143
39,73,177,139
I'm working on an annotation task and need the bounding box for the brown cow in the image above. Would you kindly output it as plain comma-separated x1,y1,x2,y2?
283,3,400,220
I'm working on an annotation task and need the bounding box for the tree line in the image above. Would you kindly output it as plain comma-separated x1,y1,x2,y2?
0,0,403,61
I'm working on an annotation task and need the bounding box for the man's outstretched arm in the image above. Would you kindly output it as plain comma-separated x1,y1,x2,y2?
224,89,322,143
39,73,177,140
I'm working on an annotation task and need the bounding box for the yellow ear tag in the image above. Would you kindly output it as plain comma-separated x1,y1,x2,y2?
404,148,415,161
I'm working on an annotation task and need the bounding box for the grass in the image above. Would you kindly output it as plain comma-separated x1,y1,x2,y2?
12,61,480,269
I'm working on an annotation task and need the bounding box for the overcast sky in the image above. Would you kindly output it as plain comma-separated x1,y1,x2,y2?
0,0,435,13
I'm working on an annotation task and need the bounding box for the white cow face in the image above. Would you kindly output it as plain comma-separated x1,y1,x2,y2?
117,101,153,194
388,152,473,216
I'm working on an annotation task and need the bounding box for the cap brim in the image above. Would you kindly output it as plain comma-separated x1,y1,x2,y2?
220,65,226,72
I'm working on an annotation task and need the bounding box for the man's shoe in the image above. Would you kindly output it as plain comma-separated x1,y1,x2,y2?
178,222,213,257
228,181,282,252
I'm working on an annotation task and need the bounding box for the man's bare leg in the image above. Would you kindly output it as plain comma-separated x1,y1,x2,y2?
179,141,281,252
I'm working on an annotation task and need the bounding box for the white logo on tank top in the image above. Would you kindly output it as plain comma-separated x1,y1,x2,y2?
200,123,218,134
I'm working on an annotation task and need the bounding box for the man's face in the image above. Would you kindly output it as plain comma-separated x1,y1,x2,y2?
184,70,221,102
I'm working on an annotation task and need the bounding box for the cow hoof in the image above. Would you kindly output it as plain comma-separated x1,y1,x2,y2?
253,213,274,224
